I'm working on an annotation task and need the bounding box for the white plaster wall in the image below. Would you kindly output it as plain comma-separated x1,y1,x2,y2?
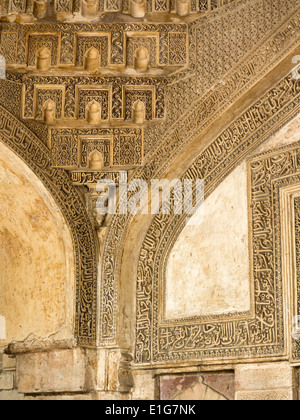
165,162,251,319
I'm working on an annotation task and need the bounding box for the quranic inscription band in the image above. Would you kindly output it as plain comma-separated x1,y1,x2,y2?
135,73,300,365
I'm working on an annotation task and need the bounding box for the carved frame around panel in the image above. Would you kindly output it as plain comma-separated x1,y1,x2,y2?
100,4,300,345
135,73,300,365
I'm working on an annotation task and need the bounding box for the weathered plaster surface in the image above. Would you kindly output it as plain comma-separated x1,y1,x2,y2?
255,114,300,154
165,162,251,319
0,142,75,345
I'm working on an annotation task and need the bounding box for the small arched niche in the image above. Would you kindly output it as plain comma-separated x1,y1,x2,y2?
86,100,101,125
134,46,149,72
84,47,100,72
132,100,145,124
0,141,75,346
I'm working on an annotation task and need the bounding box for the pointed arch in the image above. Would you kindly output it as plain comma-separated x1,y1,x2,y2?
0,104,98,346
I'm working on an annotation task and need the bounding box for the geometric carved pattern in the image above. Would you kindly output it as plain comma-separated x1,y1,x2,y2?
20,75,165,122
168,33,187,66
112,128,143,166
134,73,300,364
51,127,143,168
51,133,78,167
55,0,73,13
153,0,169,12
76,34,109,68
22,84,66,120
0,105,98,345
99,0,300,344
0,0,238,15
1,0,299,355
105,0,121,11
79,136,111,168
27,34,60,67
35,87,64,120
126,35,158,68
77,87,109,120
124,87,154,121
0,32,18,65
8,0,28,13
293,196,300,362
0,22,188,69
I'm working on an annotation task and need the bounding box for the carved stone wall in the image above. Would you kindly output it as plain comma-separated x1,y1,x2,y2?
100,1,300,348
0,22,188,70
135,73,300,364
0,0,300,401
0,0,238,19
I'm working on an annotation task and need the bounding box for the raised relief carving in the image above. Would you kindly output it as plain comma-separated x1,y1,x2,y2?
0,106,98,345
134,47,150,73
27,34,59,68
77,86,109,121
79,136,111,168
87,101,101,124
129,0,146,18
0,0,299,360
76,34,109,69
176,0,190,17
134,73,300,364
51,127,143,169
126,35,158,70
100,0,300,344
34,86,64,121
125,87,154,121
132,100,145,124
0,0,239,19
33,0,47,19
88,150,104,170
43,99,56,124
36,46,51,71
84,47,100,72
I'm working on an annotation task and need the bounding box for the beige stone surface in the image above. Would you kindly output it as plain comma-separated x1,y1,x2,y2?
235,362,294,391
1,0,300,401
166,162,251,319
132,370,157,400
255,114,300,154
85,348,133,393
235,362,297,400
16,349,87,394
235,389,295,401
0,353,16,371
0,372,14,390
0,390,24,400
24,393,94,401
0,142,75,346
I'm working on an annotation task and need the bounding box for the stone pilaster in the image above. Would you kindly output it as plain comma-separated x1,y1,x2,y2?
235,362,298,401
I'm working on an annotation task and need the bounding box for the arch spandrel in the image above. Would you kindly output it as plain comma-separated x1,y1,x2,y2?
104,67,300,367
99,3,300,347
